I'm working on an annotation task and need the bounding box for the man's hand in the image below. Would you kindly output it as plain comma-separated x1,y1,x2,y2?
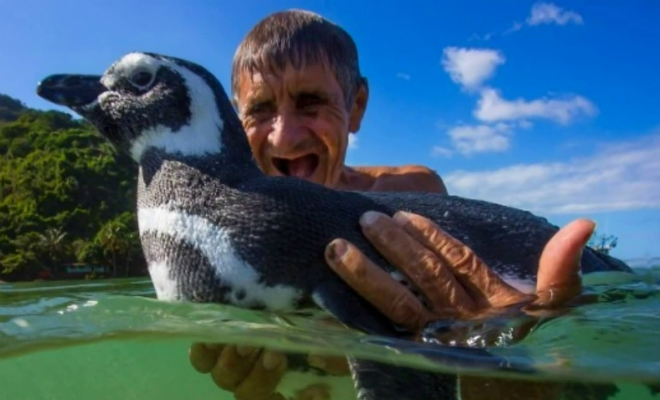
188,210,594,399
324,210,593,332
188,342,344,400
188,343,334,400
188,344,288,400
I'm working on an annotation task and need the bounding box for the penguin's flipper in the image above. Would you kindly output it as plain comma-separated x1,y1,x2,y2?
312,280,458,400
311,278,398,336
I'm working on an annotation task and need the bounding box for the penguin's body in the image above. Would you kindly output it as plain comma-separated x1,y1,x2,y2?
135,150,627,332
37,51,633,400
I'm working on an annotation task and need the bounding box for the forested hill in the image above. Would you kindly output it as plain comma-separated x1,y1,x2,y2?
0,94,26,123
0,92,146,282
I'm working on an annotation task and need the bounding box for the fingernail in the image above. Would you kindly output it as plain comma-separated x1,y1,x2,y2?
262,351,283,370
585,221,597,243
394,210,413,221
308,355,327,370
327,240,348,263
360,211,382,226
392,211,411,227
236,345,254,357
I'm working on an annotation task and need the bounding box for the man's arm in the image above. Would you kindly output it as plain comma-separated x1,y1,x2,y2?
347,165,449,194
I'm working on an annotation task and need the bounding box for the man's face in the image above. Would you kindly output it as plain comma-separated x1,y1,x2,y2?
234,62,366,187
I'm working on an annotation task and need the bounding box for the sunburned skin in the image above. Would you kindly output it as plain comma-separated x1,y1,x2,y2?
336,165,448,194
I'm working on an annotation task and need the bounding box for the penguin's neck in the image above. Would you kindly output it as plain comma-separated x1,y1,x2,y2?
138,144,262,190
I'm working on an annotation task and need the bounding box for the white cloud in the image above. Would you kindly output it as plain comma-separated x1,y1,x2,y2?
474,88,598,125
444,132,660,214
396,72,411,80
441,47,505,91
431,146,453,158
501,2,583,36
504,22,525,34
447,123,512,155
468,31,496,42
348,133,358,150
527,2,583,26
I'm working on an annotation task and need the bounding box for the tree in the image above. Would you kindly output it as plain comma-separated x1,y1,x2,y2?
35,227,69,269
0,93,25,122
94,212,145,277
0,92,145,281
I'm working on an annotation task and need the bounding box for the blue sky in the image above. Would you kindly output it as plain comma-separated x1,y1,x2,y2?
1,1,658,262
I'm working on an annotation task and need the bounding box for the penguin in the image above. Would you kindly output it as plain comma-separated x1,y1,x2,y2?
36,51,633,400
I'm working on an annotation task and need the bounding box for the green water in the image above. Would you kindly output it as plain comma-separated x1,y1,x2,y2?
1,267,659,400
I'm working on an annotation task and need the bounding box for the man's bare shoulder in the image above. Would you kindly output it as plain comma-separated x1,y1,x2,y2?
343,165,448,194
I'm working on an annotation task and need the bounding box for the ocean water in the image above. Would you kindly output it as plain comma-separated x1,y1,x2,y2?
1,266,659,400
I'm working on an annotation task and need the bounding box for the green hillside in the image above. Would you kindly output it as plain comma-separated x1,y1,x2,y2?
0,93,146,281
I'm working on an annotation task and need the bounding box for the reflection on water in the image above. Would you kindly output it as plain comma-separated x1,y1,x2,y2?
1,268,659,399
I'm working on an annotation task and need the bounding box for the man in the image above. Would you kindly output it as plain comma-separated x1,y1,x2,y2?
188,10,592,400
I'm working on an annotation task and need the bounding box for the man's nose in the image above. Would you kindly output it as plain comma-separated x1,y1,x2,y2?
269,111,308,151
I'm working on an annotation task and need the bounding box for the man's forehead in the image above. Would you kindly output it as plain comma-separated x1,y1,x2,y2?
237,62,342,98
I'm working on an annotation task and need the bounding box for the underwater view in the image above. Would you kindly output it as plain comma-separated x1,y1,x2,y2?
1,266,660,399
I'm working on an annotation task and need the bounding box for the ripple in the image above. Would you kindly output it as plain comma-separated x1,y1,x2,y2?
1,270,660,385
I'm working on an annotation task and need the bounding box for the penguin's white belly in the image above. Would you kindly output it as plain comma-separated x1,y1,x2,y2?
137,205,303,309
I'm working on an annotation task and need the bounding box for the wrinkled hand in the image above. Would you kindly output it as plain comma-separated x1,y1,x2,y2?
324,210,593,332
188,343,341,400
189,210,593,399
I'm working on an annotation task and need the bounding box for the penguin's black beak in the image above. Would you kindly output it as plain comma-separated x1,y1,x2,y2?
36,74,107,109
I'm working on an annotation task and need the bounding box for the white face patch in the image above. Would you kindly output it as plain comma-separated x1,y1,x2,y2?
101,52,162,88
101,52,225,162
137,204,302,310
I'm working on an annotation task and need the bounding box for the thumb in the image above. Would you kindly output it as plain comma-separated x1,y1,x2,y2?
534,218,596,307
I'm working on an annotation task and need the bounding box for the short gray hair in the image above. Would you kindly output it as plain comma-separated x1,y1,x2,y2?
231,9,367,109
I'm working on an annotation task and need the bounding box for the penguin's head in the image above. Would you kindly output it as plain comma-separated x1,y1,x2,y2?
37,52,246,164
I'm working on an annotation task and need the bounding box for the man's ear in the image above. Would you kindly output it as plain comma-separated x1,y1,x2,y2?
348,78,369,133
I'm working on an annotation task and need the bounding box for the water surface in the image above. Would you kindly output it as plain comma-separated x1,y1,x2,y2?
1,267,659,399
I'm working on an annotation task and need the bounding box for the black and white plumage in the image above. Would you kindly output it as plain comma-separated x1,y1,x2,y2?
37,51,633,400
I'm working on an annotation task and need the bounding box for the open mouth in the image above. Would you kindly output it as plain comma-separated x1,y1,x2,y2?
272,154,320,179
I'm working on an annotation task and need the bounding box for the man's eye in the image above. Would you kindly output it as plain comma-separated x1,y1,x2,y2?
297,95,323,108
245,103,275,120
246,102,275,118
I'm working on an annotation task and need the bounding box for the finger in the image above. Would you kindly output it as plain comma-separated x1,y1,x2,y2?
325,238,432,331
294,384,330,400
210,345,262,391
534,218,594,307
392,211,529,309
307,354,351,376
233,349,288,400
189,342,224,373
359,211,477,314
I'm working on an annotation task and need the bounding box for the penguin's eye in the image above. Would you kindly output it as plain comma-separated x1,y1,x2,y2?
128,70,154,89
